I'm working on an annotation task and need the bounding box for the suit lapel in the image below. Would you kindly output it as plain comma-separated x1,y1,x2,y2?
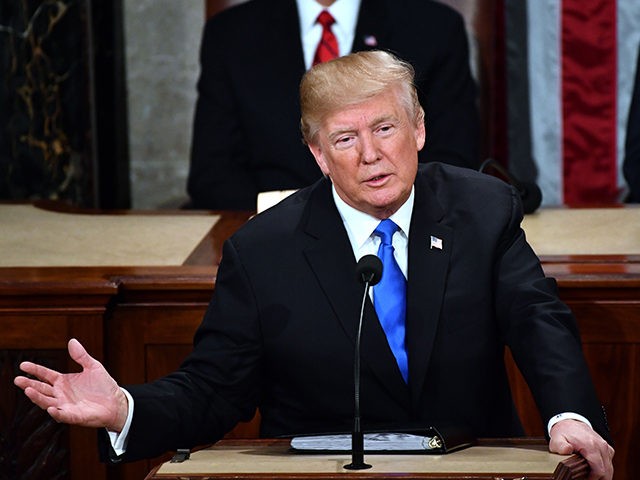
302,181,410,410
302,182,359,339
352,0,392,52
405,175,452,410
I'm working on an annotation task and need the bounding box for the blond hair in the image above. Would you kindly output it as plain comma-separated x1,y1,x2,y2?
299,50,425,145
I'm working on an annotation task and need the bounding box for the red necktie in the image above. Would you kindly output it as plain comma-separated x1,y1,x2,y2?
312,11,338,66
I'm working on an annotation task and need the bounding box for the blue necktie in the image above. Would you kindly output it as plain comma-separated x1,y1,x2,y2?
373,219,409,383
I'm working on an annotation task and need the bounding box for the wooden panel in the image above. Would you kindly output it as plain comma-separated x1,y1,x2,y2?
1,349,71,480
571,302,640,343
0,271,110,480
0,310,107,480
567,293,640,478
582,344,640,479
506,288,640,479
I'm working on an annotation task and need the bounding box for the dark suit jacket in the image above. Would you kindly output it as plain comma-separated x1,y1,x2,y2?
112,163,608,462
624,44,640,202
187,0,480,210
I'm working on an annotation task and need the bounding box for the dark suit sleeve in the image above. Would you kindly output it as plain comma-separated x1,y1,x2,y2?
101,238,263,462
187,16,259,210
624,43,640,202
494,189,611,443
415,6,480,169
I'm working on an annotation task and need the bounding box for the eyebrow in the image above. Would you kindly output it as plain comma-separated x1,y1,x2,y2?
327,114,399,142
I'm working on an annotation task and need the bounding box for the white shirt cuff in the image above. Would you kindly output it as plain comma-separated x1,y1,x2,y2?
106,388,134,456
547,412,592,436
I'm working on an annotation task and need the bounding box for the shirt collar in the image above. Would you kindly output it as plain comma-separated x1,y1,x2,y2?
332,186,415,250
296,0,361,39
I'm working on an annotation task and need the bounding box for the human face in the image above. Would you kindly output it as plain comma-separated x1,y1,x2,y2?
308,87,425,219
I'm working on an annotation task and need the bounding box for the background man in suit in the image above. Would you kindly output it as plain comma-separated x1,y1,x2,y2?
624,43,640,202
187,0,479,210
15,51,612,478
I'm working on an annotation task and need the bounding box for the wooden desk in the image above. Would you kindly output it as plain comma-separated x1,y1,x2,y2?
1,204,639,480
144,439,587,480
509,208,640,480
0,203,252,480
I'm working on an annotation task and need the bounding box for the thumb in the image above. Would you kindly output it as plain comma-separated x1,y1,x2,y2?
67,338,98,370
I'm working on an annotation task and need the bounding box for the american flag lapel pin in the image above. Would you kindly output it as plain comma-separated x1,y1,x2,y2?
430,235,443,250
364,35,378,47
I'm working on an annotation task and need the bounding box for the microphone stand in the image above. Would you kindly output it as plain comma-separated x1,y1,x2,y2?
344,273,373,470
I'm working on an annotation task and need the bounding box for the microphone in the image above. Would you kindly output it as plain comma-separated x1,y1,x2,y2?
479,158,542,214
344,254,382,470
355,254,383,285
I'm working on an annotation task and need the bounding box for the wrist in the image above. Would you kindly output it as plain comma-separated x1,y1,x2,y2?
108,388,129,433
548,412,592,436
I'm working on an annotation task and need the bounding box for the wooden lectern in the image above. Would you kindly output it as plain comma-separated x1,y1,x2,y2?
3,204,638,479
144,439,588,480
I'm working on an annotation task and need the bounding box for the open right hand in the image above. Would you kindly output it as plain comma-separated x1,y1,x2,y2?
14,338,128,432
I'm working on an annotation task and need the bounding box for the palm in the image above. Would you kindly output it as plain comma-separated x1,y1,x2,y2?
48,362,121,427
14,339,127,431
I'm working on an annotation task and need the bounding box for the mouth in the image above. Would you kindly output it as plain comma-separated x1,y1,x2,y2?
365,173,390,185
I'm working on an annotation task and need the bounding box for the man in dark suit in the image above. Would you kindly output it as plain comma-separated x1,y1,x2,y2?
16,51,612,478
624,43,640,202
187,0,479,210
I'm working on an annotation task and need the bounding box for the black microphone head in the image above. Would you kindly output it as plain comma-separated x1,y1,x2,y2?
356,254,383,286
518,181,543,214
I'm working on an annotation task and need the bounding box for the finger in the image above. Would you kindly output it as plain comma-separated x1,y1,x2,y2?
14,376,56,397
582,443,614,480
585,456,606,480
68,338,98,370
14,375,30,390
549,435,574,455
23,386,59,410
18,361,61,385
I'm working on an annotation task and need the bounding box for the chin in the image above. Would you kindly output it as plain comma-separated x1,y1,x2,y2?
366,198,401,216
371,190,402,206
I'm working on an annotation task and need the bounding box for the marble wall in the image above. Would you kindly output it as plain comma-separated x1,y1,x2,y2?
0,0,95,206
0,0,202,209
123,0,203,209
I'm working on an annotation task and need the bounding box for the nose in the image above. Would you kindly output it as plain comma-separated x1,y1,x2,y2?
359,132,380,164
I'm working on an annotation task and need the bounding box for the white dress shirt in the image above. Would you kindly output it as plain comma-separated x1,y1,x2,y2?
332,185,412,284
296,0,361,69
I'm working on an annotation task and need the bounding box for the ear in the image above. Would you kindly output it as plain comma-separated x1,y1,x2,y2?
308,142,330,176
415,120,426,152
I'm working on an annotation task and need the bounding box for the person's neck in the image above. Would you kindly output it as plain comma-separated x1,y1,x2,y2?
316,0,337,7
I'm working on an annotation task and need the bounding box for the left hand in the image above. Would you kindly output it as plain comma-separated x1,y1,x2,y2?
549,419,614,480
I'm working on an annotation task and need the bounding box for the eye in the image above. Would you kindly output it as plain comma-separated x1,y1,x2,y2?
334,135,355,150
376,124,394,136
